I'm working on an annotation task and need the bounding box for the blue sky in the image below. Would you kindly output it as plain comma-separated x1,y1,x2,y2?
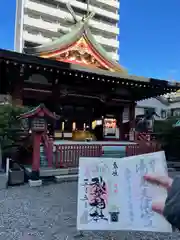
0,0,180,80
120,0,180,80
0,0,16,50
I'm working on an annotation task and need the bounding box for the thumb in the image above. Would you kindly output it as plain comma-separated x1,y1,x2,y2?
152,201,165,215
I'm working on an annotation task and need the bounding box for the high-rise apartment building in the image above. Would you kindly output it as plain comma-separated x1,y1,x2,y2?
14,0,120,61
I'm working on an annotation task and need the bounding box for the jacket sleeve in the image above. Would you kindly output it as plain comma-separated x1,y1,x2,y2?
163,176,180,229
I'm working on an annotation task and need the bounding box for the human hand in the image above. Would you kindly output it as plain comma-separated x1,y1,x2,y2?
144,174,173,214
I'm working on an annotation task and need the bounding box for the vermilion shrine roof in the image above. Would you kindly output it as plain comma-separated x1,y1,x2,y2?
24,5,125,73
19,104,58,120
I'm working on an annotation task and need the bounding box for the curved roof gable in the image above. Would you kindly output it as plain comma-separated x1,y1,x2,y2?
24,13,126,73
24,21,84,56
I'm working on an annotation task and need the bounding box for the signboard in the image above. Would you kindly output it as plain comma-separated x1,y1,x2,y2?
77,151,172,232
103,118,117,138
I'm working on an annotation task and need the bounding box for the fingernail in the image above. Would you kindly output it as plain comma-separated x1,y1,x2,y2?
152,204,163,214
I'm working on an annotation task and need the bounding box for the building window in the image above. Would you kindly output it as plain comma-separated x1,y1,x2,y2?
172,109,180,117
144,107,155,116
166,110,172,117
161,109,167,119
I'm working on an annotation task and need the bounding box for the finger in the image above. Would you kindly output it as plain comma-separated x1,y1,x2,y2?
144,174,172,189
152,201,165,215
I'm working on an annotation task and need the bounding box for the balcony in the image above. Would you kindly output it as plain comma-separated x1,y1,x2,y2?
54,0,119,20
95,0,119,9
23,31,50,44
23,15,119,48
23,31,119,60
24,1,119,35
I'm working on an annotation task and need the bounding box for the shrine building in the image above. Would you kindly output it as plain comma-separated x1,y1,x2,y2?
0,9,179,141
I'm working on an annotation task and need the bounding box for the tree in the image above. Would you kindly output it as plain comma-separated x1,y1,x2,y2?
154,117,180,161
0,104,29,159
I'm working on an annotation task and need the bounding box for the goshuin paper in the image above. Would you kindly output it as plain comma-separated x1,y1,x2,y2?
77,151,172,232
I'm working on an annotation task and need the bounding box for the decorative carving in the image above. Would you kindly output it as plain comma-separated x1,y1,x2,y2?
54,38,107,70
51,2,105,69
39,1,125,73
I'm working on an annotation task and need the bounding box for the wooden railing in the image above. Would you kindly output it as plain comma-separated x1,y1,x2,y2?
53,144,102,168
126,141,161,157
45,141,161,169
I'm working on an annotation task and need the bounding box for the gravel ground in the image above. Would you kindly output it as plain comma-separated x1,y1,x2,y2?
0,180,179,240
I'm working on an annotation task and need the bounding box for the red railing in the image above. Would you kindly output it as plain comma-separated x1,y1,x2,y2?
126,141,161,157
50,141,161,168
54,144,102,168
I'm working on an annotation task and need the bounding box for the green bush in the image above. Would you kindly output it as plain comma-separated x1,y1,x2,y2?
0,104,28,158
154,117,180,160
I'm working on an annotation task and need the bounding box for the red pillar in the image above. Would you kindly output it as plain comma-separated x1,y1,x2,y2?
32,133,42,171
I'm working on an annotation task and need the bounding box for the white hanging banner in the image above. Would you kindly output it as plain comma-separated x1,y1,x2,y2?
77,151,172,233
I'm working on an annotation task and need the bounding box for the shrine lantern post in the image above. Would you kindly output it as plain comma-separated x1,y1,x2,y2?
19,104,58,180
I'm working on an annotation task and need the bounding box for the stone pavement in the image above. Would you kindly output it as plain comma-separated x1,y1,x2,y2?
0,180,179,240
